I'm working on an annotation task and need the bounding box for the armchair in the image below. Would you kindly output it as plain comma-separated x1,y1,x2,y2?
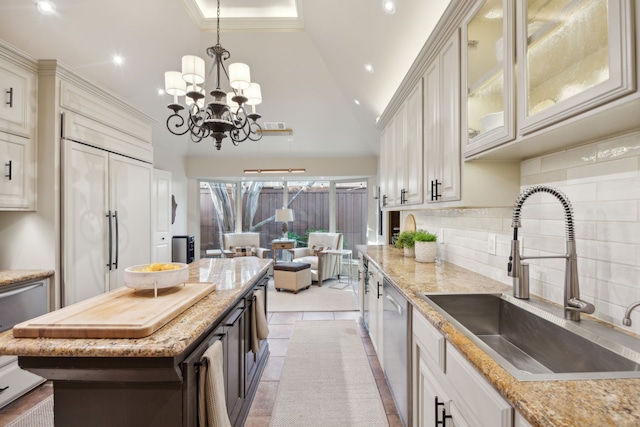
289,232,343,285
222,233,271,259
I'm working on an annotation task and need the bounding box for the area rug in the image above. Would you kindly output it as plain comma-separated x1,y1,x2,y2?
267,278,358,312
6,395,53,427
269,320,388,427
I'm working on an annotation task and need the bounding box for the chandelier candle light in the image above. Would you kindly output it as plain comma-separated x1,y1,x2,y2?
164,0,263,150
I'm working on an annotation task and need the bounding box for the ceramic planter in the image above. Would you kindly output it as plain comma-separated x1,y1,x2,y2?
403,247,415,258
415,241,436,263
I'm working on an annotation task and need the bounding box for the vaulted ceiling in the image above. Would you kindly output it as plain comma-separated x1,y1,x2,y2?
0,0,450,160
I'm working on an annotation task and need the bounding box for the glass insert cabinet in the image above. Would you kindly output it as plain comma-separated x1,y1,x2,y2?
463,0,635,158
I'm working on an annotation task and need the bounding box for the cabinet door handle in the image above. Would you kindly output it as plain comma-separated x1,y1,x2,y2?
4,160,11,181
6,88,13,108
377,281,382,299
435,396,452,426
0,385,9,393
113,210,119,269
225,306,245,327
106,211,113,270
431,180,442,201
400,188,407,204
382,195,388,207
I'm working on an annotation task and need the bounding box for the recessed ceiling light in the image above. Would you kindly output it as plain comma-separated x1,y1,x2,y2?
36,0,55,15
354,99,361,105
112,55,124,66
382,0,396,14
364,64,374,73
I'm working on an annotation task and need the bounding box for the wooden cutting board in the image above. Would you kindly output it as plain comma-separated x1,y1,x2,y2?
13,282,216,339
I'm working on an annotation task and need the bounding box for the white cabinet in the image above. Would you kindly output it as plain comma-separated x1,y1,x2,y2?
0,356,45,408
424,30,461,203
379,118,396,208
412,308,513,427
366,263,384,364
416,354,453,427
462,0,636,158
516,0,635,135
0,43,37,211
0,53,36,139
151,168,172,263
402,81,423,205
0,132,34,209
379,80,423,208
462,0,516,157
62,140,152,306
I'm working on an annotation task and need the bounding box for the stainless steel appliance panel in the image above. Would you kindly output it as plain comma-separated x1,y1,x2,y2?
0,281,47,332
383,278,410,426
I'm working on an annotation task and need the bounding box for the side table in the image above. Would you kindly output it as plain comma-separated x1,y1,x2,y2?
325,249,353,289
272,240,295,263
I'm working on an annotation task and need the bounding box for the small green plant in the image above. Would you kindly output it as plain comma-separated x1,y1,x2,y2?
394,230,417,249
414,230,437,242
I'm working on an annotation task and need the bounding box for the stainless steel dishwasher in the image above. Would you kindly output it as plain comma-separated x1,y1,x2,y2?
0,280,47,408
383,278,410,426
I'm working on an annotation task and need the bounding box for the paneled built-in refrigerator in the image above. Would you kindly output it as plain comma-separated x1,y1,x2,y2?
62,139,152,306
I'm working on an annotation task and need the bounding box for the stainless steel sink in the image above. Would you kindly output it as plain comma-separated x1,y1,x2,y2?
418,292,640,381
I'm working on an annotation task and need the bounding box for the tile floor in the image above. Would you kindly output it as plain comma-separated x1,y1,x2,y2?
245,310,402,426
0,310,401,426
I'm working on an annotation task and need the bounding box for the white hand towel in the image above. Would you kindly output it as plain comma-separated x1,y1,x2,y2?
198,340,231,427
251,289,269,356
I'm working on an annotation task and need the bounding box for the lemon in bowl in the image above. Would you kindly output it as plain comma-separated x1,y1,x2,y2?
124,263,189,290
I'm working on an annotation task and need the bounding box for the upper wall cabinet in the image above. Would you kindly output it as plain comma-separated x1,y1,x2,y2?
0,55,36,139
425,31,461,203
379,80,424,208
462,0,515,158
401,81,424,206
0,43,37,210
517,0,635,135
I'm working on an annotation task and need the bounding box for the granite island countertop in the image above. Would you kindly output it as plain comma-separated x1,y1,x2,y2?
0,257,271,358
358,244,640,427
0,269,55,289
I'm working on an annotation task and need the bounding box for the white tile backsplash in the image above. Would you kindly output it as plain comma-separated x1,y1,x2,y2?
408,129,640,334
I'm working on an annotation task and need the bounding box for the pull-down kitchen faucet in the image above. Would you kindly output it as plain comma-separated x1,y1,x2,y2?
507,185,595,321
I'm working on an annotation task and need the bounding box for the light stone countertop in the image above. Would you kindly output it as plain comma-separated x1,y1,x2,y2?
0,257,271,359
359,244,640,427
0,270,54,288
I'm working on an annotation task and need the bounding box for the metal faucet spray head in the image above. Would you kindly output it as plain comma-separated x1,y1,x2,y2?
508,185,595,320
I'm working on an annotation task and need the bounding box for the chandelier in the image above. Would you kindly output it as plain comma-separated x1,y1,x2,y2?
164,0,263,150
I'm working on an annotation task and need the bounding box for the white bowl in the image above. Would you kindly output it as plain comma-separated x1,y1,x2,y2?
124,263,189,290
480,111,504,132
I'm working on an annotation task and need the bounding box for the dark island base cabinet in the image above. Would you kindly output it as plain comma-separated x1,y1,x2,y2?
19,274,270,427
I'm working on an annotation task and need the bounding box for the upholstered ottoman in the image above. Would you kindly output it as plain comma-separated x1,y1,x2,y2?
273,262,312,294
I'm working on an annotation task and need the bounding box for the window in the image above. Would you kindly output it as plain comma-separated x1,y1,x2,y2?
200,179,368,256
199,182,236,255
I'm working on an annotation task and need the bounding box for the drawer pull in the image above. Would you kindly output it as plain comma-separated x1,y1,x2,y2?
4,160,11,181
0,385,9,393
6,88,13,108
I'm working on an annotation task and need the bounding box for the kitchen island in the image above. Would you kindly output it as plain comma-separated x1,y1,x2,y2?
0,257,271,427
359,244,640,427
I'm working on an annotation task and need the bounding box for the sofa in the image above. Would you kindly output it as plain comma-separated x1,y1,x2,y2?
289,232,343,285
222,232,271,258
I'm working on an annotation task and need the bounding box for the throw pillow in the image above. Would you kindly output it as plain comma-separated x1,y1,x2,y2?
235,246,249,257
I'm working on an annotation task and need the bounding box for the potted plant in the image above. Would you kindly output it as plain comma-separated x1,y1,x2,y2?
394,230,417,258
414,230,437,263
